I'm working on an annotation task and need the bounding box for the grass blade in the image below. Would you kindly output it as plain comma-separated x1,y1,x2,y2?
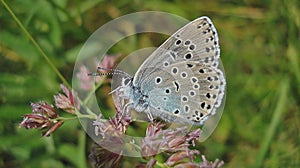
254,78,289,167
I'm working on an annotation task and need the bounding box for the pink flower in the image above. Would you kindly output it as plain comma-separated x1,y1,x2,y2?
20,84,79,137
96,54,120,74
30,101,57,119
91,104,223,167
77,54,120,90
141,122,165,159
199,155,224,168
20,113,51,129
166,151,200,167
90,107,131,168
42,121,64,137
89,142,123,168
140,122,203,167
19,101,63,137
76,65,94,90
54,84,79,114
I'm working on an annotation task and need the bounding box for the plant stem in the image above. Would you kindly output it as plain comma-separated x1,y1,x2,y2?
1,0,70,89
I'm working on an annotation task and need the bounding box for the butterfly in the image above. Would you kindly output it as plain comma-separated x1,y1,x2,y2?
99,16,226,127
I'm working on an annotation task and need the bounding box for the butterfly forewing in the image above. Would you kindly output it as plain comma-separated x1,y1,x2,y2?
133,16,220,80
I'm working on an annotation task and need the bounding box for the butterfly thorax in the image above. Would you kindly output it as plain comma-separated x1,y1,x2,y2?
131,86,149,112
119,77,149,113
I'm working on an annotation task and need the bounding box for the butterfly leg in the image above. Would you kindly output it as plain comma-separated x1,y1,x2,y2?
145,109,154,122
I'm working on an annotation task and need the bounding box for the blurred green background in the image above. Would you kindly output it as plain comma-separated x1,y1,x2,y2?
1,0,299,167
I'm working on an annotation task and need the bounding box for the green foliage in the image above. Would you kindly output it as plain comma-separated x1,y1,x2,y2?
1,0,299,167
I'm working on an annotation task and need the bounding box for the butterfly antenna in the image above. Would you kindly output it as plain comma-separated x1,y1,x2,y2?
88,67,131,78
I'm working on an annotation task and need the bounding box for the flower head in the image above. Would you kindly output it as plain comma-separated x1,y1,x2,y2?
140,122,165,160
77,54,120,90
76,65,94,90
139,122,204,167
54,84,79,114
19,101,63,137
90,107,131,168
96,54,120,73
200,155,224,168
89,142,123,168
20,84,79,137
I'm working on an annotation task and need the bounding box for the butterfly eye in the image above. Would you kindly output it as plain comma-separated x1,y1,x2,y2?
123,78,132,85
